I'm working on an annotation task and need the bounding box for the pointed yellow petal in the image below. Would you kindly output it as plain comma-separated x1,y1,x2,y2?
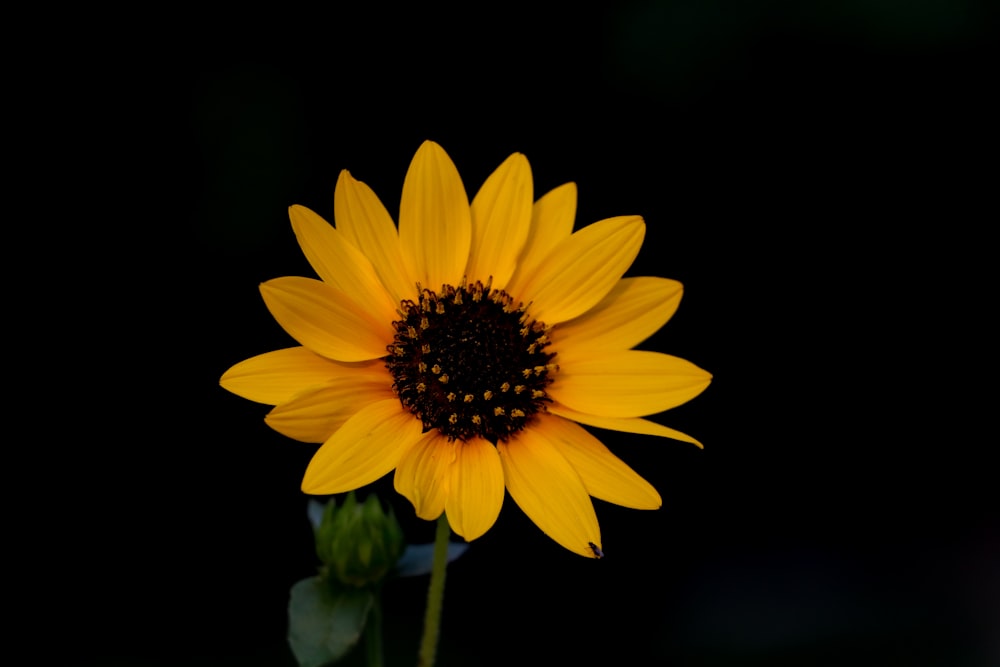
333,170,416,303
506,182,576,297
520,216,645,325
394,433,455,521
260,277,390,362
220,346,350,405
536,415,661,510
265,364,394,442
498,426,601,558
550,350,712,417
467,153,533,289
553,277,684,361
302,399,424,495
446,439,504,541
288,205,398,324
549,402,704,448
398,141,471,290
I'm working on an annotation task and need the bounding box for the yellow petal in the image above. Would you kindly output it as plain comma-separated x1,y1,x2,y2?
553,277,684,361
302,399,424,495
265,364,394,442
506,182,576,297
550,350,712,417
220,346,349,405
446,439,505,541
333,170,416,304
549,402,704,448
498,426,601,558
398,141,471,291
536,414,661,509
260,276,390,362
394,433,455,521
288,205,399,324
467,153,533,289
520,216,645,325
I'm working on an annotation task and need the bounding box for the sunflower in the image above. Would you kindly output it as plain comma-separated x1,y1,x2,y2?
221,141,711,558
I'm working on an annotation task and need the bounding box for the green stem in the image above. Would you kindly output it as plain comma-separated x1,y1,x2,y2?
417,514,451,667
365,587,384,667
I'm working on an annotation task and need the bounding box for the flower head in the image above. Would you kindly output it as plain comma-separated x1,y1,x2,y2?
221,141,711,558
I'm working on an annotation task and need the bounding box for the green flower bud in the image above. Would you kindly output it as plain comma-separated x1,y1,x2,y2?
314,492,404,588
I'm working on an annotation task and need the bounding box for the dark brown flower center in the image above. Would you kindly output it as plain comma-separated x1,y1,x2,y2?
385,278,556,444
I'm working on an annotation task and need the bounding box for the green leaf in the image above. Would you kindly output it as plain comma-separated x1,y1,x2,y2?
288,576,374,667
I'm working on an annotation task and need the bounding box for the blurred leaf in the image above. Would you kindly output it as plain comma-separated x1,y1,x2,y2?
308,499,326,530
394,542,469,577
288,576,373,667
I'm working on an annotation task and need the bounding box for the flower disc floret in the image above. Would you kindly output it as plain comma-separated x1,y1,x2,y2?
386,278,556,444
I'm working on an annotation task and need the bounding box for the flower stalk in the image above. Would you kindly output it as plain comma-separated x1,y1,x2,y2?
417,514,452,667
364,591,384,667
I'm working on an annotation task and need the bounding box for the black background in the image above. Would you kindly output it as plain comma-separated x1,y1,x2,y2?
42,3,995,665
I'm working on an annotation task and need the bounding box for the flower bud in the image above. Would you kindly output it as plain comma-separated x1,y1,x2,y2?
315,492,404,588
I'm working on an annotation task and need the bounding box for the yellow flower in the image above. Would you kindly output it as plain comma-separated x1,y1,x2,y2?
221,141,711,558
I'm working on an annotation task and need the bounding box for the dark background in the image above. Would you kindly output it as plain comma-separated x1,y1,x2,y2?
49,3,995,665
